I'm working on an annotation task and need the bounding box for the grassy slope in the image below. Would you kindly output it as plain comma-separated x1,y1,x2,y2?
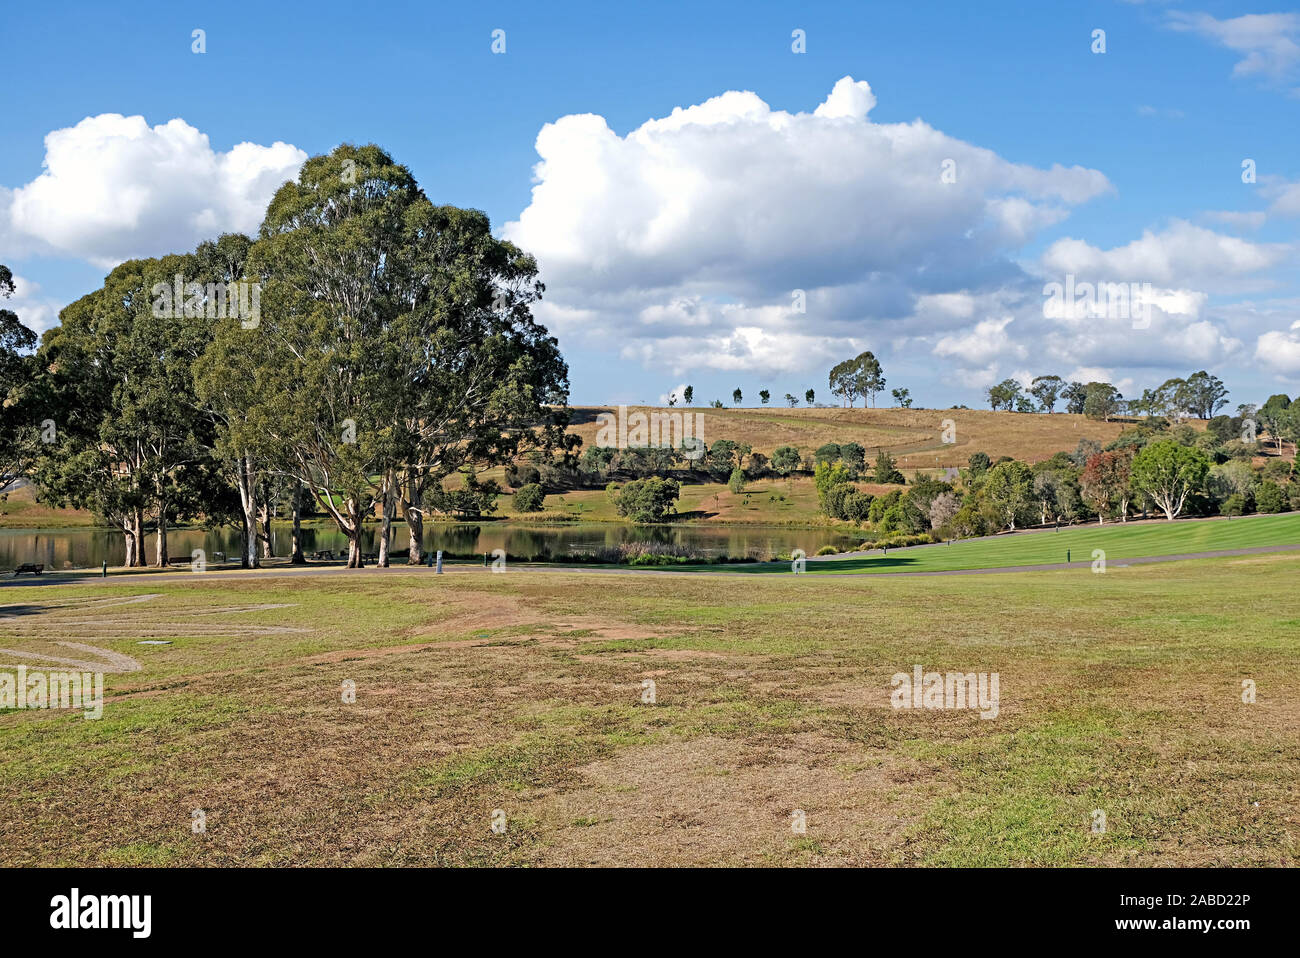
715,512,1300,574
0,484,96,529
495,406,1139,526
2,552,1296,866
566,404,1133,470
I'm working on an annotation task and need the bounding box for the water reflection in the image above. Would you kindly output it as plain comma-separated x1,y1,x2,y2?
0,523,866,570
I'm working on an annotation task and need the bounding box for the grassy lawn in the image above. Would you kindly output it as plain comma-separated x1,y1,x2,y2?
1,550,1297,866
714,512,1300,574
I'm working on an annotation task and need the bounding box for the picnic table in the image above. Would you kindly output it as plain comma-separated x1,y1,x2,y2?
310,550,336,560
11,563,43,576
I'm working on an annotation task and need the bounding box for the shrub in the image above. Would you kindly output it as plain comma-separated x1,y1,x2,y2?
874,449,905,484
512,483,546,512
843,491,874,522
1221,493,1247,517
823,482,855,520
1256,480,1285,514
771,445,802,475
505,462,541,488
727,466,746,494
815,545,840,556
608,477,681,522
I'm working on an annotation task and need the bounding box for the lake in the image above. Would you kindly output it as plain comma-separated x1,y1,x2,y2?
0,522,868,570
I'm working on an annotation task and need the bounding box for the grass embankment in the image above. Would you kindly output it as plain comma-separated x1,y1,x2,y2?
566,405,1130,470
2,548,1297,866
710,512,1300,574
0,485,96,529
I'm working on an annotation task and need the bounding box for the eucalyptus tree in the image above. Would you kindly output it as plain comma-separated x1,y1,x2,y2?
244,144,571,567
829,351,885,408
34,255,216,566
0,265,38,494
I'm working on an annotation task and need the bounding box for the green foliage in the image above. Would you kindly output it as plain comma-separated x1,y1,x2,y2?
1083,382,1122,421
506,462,542,488
771,445,802,475
727,467,746,495
608,477,681,522
1130,440,1211,520
982,460,1036,530
829,350,886,407
814,443,842,466
1255,480,1285,514
986,378,1022,412
513,482,546,512
874,449,904,484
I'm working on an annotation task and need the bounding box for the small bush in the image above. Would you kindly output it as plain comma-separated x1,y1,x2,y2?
815,545,839,556
512,483,546,512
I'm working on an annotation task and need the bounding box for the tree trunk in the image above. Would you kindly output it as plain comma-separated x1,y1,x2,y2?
121,519,136,568
155,509,168,567
290,482,305,564
404,468,424,565
258,479,274,559
377,471,396,568
132,509,147,566
345,497,364,568
236,456,260,569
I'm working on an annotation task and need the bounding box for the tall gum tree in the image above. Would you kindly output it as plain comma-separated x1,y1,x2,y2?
34,256,217,567
246,144,571,568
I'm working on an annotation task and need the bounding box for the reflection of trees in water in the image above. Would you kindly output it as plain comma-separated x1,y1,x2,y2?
1,522,866,568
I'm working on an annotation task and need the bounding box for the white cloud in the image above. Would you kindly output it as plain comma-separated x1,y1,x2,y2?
1039,221,1288,290
1166,11,1300,83
0,273,63,338
3,114,306,267
933,316,1025,367
506,76,1110,380
1256,320,1300,377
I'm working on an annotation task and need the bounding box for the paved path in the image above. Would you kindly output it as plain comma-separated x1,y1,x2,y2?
3,542,1298,589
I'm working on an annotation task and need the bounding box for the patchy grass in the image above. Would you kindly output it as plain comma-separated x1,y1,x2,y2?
1,552,1296,866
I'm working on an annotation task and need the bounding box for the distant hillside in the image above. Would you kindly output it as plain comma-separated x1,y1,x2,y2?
566,405,1148,471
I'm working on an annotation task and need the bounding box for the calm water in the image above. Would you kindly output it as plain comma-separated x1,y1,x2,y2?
0,522,866,570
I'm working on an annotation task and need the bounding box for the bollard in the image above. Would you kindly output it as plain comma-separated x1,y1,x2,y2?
483,552,488,567
435,550,443,574
102,560,108,578
1067,549,1071,564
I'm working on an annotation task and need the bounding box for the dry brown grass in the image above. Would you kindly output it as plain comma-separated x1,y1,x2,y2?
1,556,1296,867
567,405,1138,469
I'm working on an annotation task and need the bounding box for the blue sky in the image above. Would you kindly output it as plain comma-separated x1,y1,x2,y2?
3,0,1299,409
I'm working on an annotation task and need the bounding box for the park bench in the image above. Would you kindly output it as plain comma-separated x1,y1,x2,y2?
167,556,193,566
11,563,43,576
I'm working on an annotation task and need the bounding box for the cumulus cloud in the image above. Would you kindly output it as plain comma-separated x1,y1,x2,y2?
507,76,1110,378
1256,320,1300,377
3,114,306,267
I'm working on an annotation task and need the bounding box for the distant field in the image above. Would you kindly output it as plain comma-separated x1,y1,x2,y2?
0,484,95,529
566,405,1135,471
717,512,1300,574
2,552,1296,866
